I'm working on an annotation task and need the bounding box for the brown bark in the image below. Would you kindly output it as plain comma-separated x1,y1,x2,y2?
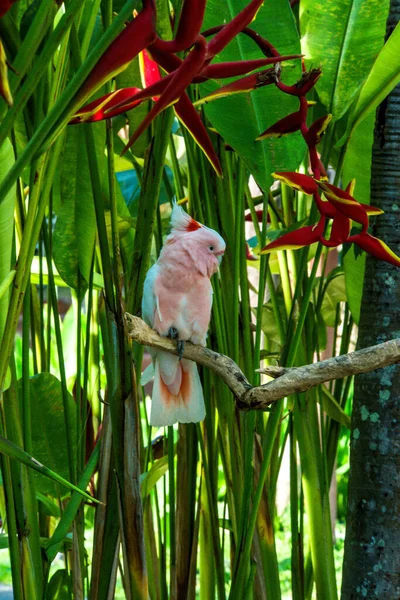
341,4,400,597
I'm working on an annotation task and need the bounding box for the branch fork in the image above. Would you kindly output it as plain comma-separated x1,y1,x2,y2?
125,313,400,411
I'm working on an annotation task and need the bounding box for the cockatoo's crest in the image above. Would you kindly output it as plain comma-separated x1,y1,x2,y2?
170,202,201,233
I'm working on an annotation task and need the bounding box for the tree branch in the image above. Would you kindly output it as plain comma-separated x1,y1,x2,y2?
125,313,400,411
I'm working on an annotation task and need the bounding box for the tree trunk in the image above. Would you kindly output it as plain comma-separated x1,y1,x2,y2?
341,3,400,598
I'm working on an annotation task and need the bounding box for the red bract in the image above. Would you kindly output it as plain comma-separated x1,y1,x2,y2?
272,172,318,196
261,218,326,254
139,49,161,100
317,181,369,233
71,0,302,173
348,233,400,268
256,111,302,140
304,114,332,146
77,0,156,104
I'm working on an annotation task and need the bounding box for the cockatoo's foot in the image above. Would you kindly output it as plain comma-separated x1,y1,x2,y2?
177,340,185,361
168,326,179,340
168,327,185,361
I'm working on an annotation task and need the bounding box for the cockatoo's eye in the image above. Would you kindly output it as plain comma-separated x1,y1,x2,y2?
209,245,214,251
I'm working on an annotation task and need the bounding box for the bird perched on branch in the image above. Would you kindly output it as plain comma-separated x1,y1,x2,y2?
141,203,225,426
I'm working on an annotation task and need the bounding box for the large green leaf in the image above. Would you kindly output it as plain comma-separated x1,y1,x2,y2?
0,434,96,501
319,386,351,429
343,246,365,325
201,0,305,191
21,372,77,496
342,113,375,325
349,21,400,136
300,0,389,120
53,127,97,292
321,270,347,326
0,139,16,341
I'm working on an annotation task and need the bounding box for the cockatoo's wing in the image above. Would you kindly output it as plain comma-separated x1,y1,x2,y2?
142,263,161,327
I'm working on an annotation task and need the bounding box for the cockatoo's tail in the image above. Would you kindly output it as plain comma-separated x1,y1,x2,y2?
141,203,225,426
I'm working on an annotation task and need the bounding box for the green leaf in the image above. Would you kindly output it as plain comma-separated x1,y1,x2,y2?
141,455,169,498
260,298,286,346
342,112,375,205
46,569,70,600
350,22,400,134
53,127,97,292
36,492,61,518
300,0,389,120
319,386,351,429
0,270,16,301
0,434,95,502
201,0,305,191
29,256,104,290
321,271,347,326
45,440,100,562
0,139,16,341
21,372,77,496
343,245,365,325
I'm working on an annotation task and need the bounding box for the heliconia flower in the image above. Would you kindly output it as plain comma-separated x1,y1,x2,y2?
171,0,206,52
70,86,157,124
241,27,281,58
361,204,384,216
77,0,156,103
272,172,318,195
275,68,322,97
349,233,400,268
139,49,161,100
146,44,183,74
201,25,280,59
304,114,332,146
345,179,356,196
122,35,208,154
344,179,384,216
317,181,369,232
173,92,222,176
321,212,351,247
202,54,301,79
256,111,302,140
205,0,264,62
151,0,206,53
195,68,275,105
260,217,325,254
313,191,336,218
0,39,12,106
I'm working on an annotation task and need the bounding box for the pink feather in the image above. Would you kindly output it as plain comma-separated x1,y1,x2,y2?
141,203,225,426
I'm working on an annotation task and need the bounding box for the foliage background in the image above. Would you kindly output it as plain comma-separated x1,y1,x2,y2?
0,0,399,598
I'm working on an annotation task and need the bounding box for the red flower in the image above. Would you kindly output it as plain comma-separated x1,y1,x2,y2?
71,0,302,174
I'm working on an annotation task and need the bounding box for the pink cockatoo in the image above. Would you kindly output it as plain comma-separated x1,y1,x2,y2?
141,203,226,426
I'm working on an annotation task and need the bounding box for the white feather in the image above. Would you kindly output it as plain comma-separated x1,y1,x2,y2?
150,361,178,427
169,201,200,233
142,263,160,326
140,363,155,386
157,352,180,385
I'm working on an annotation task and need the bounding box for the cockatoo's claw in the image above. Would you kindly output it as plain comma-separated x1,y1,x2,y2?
167,327,184,360
168,326,179,340
177,340,185,361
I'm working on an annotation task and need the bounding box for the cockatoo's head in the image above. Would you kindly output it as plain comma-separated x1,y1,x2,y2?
165,203,226,277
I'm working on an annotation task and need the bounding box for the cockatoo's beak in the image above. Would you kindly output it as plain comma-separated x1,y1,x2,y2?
216,250,225,265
